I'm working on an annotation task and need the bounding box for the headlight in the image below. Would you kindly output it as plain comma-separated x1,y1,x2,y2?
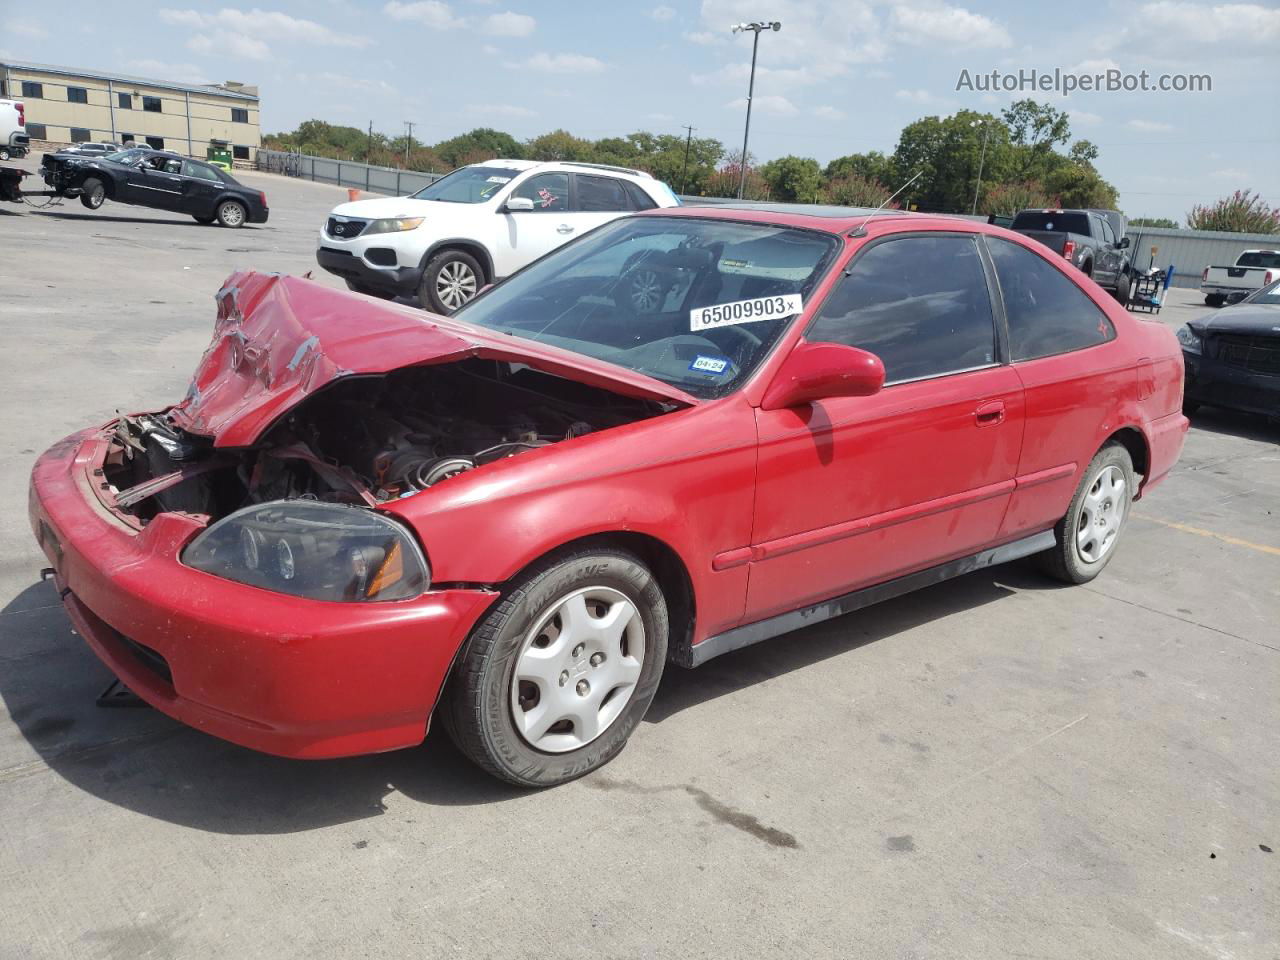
1175,324,1202,355
364,217,424,235
183,500,430,601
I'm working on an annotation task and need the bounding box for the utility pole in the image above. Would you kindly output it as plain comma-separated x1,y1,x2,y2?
367,121,374,163
680,125,694,195
970,118,990,215
404,121,415,166
731,21,781,200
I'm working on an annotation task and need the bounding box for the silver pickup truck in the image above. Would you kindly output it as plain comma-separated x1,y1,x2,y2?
1201,249,1280,306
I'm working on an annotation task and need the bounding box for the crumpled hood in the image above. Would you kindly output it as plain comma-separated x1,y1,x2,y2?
169,271,696,448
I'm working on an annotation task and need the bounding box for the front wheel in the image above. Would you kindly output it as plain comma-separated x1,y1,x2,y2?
1036,443,1135,584
215,199,246,228
1112,274,1130,307
444,547,669,787
419,249,482,314
1205,294,1225,307
80,178,106,209
193,214,216,224
0,147,9,162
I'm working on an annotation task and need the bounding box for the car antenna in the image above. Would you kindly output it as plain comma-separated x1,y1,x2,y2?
849,170,922,238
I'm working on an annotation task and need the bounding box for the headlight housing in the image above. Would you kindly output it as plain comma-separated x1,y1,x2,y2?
364,217,424,235
183,500,430,602
1175,324,1202,355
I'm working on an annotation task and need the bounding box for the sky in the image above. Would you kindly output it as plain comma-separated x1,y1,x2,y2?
5,0,1278,219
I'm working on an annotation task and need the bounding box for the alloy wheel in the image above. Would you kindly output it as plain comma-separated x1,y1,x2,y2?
510,586,646,753
436,260,478,310
628,269,663,313
220,202,244,226
1076,464,1127,563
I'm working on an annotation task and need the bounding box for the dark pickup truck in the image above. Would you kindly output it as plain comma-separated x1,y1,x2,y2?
1010,208,1132,305
41,147,268,227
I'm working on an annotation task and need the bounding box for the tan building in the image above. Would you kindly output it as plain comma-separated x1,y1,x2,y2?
0,60,260,164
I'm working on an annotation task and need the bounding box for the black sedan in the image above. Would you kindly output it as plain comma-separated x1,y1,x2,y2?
40,148,268,227
1178,279,1280,418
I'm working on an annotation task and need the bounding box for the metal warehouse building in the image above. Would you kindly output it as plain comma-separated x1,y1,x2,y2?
0,60,260,164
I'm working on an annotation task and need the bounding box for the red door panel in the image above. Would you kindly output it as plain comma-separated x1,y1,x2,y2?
745,365,1025,620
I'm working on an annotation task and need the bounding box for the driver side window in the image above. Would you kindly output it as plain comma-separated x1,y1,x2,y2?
509,173,569,211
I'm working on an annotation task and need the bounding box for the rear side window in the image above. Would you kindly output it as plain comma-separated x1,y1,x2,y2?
510,172,568,211
1011,211,1091,234
1238,251,1280,268
625,181,658,210
987,237,1115,361
808,235,997,384
183,161,220,181
576,175,631,212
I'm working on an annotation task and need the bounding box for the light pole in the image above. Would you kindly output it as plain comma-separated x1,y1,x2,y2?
731,20,781,200
970,118,990,215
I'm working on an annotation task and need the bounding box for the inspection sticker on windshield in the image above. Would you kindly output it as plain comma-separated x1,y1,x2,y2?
689,355,730,375
690,293,803,331
485,176,511,183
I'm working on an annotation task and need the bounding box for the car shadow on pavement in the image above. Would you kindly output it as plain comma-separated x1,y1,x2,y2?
1185,407,1280,443
27,210,262,229
1,563,1052,833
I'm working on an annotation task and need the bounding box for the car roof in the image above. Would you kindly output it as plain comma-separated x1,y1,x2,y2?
636,202,967,235
471,158,653,180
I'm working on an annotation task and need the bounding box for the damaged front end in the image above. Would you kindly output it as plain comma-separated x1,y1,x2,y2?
96,271,690,537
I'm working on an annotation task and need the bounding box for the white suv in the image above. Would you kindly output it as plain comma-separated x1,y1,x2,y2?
316,159,680,313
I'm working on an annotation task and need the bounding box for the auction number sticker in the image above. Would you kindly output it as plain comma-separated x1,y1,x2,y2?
690,293,803,331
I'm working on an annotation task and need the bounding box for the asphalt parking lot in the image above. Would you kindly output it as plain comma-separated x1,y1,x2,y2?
1,161,1277,960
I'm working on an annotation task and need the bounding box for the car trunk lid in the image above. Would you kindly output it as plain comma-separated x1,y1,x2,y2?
169,271,698,447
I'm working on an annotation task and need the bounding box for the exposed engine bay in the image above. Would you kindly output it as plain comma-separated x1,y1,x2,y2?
102,359,665,523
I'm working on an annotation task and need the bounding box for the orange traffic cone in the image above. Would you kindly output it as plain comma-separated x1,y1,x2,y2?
347,188,360,202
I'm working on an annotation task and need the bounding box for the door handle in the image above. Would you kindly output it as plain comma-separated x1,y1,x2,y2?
556,224,574,234
975,400,1005,426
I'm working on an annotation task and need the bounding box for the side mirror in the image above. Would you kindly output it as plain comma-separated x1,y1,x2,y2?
761,341,885,411
1117,236,1130,249
504,197,534,212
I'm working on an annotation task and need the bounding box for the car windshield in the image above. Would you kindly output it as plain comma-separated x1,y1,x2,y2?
409,165,523,204
453,216,840,399
103,149,149,165
1238,251,1280,268
1012,211,1091,234
1244,279,1280,304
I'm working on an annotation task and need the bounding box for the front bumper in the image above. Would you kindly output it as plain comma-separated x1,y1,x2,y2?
1183,350,1280,417
28,427,498,759
315,245,421,294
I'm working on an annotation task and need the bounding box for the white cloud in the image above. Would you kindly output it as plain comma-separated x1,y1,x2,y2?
125,59,209,84
650,5,676,20
467,103,537,117
483,11,535,36
187,31,272,60
160,7,371,46
699,0,888,66
518,52,605,73
889,5,1012,48
382,0,465,29
811,105,846,120
1069,109,1103,125
1127,119,1174,132
1210,167,1250,180
725,95,797,116
1138,1,1278,47
646,112,674,121
895,88,943,104
684,30,724,45
481,44,500,54
11,19,48,38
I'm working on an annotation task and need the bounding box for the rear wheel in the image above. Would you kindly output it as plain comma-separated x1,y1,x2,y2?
1112,274,1130,307
1204,294,1225,307
419,249,483,314
215,199,246,228
444,546,668,787
0,147,10,162
193,214,216,224
1036,443,1135,584
80,178,106,210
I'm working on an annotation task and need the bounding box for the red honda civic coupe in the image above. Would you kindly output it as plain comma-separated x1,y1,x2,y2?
29,205,1188,786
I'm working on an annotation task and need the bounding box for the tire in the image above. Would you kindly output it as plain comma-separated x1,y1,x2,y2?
80,178,106,210
617,264,667,317
1204,294,1225,307
215,199,246,228
1112,273,1130,307
0,147,9,162
418,249,483,314
444,546,669,787
193,214,216,224
1182,400,1201,416
344,280,396,300
1036,443,1135,585
1081,260,1093,279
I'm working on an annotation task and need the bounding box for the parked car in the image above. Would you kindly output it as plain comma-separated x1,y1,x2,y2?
41,148,268,226
1200,249,1280,306
1010,208,1133,305
30,206,1187,786
1179,278,1280,417
316,159,681,313
58,141,123,157
0,98,29,161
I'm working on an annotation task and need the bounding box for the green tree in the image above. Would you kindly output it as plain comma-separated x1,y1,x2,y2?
760,155,822,202
1044,162,1119,209
822,173,894,207
892,110,1014,212
1002,99,1071,179
525,129,596,162
1186,190,1280,233
982,180,1058,216
824,151,896,186
433,128,525,167
1129,217,1179,229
